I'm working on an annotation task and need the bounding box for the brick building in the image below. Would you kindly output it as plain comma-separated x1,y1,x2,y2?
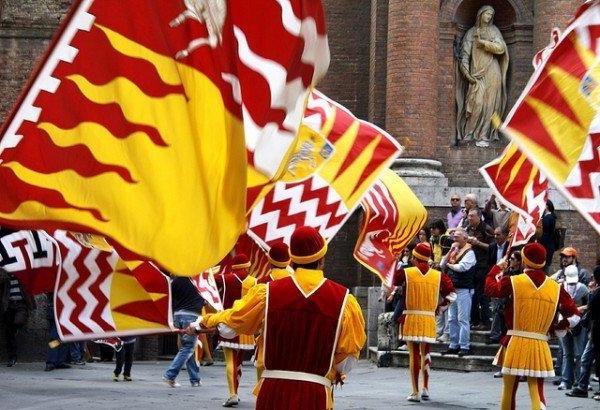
1,0,599,360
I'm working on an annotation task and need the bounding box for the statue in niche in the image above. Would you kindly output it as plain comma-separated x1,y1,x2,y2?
456,5,509,147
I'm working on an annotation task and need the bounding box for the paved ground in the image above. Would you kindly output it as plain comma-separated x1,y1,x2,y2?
1,361,598,409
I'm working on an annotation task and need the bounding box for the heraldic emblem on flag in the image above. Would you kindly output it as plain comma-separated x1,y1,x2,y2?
353,169,427,287
0,0,330,276
247,90,403,249
502,2,600,234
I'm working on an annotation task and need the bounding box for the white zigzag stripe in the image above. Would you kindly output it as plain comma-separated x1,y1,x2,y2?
79,248,105,334
249,176,348,243
54,231,83,337
0,1,95,155
100,252,119,329
565,138,600,215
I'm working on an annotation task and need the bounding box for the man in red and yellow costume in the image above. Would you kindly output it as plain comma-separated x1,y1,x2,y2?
485,242,580,410
258,241,292,284
190,226,365,409
392,242,456,402
214,254,256,407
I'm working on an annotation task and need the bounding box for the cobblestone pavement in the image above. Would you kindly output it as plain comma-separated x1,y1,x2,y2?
1,361,598,409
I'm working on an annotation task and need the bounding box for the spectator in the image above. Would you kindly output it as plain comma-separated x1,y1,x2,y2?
459,193,480,228
539,200,558,271
486,226,510,344
558,265,590,391
429,219,447,267
440,229,477,356
567,264,600,398
483,194,511,230
447,195,464,229
1,269,35,367
45,293,71,371
417,227,430,244
69,341,86,366
113,337,136,382
163,276,205,387
552,247,592,285
590,265,600,401
465,208,494,330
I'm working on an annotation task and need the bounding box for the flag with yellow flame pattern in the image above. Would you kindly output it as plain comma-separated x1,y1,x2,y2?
0,0,330,276
502,2,600,234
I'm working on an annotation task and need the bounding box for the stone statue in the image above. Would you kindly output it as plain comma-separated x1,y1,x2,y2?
456,5,509,147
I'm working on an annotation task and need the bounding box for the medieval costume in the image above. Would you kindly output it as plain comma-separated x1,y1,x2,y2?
485,243,580,410
196,227,365,409
393,242,456,402
214,254,255,407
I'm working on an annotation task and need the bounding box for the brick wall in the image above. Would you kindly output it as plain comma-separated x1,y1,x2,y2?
533,0,584,51
318,0,371,119
367,0,388,129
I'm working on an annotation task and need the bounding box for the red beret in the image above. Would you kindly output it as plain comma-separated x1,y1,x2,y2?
231,253,251,270
290,226,327,264
268,242,291,268
412,242,432,262
521,243,546,269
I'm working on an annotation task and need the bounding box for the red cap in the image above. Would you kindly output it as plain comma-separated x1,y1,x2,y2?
559,247,577,258
231,253,251,270
521,243,546,269
268,242,291,268
412,242,432,262
290,226,327,264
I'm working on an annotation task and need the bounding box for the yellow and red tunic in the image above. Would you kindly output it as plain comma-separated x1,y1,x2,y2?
203,268,365,410
400,267,441,343
501,274,559,377
214,270,254,350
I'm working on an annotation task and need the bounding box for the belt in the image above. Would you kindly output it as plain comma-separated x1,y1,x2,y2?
507,330,548,341
262,370,332,388
403,310,435,317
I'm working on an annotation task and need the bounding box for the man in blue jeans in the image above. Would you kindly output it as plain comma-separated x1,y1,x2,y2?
440,229,476,357
163,276,205,387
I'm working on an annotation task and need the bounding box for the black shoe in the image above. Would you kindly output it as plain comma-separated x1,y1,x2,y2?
44,364,55,372
458,349,471,357
55,363,71,369
566,387,588,398
6,357,16,367
441,347,459,355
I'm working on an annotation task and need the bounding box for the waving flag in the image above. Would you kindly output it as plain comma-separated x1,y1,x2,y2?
480,143,548,245
353,169,427,287
0,228,60,295
0,0,330,276
191,268,223,312
53,230,174,341
247,90,403,248
218,234,271,280
502,2,600,234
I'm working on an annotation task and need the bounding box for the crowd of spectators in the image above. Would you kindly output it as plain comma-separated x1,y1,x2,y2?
385,192,600,402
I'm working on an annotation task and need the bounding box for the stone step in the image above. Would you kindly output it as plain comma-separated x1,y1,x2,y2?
429,341,559,357
466,330,560,347
368,346,496,372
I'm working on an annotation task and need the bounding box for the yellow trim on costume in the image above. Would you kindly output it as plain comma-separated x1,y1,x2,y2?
412,249,429,262
232,262,251,269
290,242,328,264
521,250,545,269
267,255,290,268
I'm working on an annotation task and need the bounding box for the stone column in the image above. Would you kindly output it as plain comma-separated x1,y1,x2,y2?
534,0,584,52
386,0,438,158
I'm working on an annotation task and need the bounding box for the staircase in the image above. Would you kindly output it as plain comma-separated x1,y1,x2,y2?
369,313,560,372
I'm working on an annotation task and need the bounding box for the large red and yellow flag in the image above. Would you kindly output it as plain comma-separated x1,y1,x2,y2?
353,169,427,287
247,90,403,248
502,1,600,234
0,0,329,276
53,230,174,341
